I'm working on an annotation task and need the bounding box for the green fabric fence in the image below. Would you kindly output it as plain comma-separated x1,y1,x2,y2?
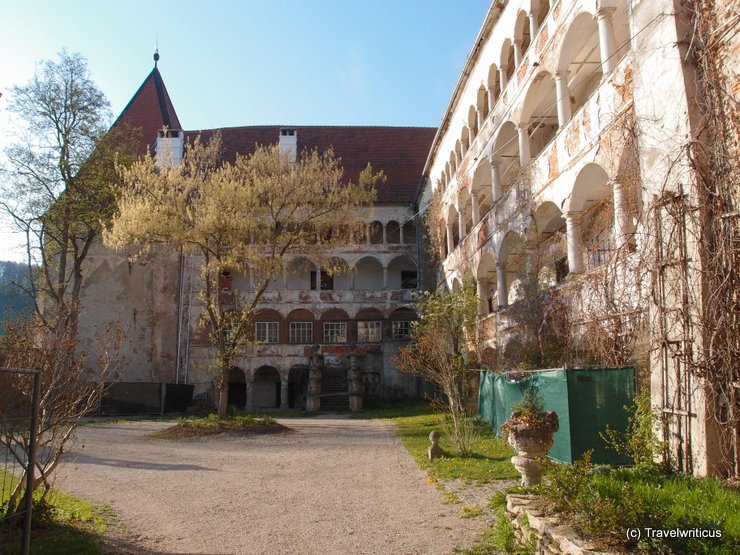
478,367,635,464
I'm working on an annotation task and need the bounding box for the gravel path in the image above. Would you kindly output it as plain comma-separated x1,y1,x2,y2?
58,417,487,555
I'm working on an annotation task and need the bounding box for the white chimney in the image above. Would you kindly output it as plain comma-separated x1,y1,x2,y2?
279,128,297,163
156,128,184,167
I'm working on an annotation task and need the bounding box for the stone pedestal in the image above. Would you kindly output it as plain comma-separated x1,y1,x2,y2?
428,430,442,460
306,367,321,412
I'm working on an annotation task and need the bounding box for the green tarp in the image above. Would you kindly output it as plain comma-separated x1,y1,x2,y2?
478,367,635,464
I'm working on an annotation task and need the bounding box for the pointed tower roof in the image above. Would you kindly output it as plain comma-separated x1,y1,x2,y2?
113,64,181,155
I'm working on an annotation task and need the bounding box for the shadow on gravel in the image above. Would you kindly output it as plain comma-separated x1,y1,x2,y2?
67,453,217,472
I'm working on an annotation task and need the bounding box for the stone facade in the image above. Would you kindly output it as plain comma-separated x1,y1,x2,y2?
420,0,738,476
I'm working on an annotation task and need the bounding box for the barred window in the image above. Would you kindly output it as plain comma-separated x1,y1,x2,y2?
255,321,279,344
323,322,347,343
357,321,382,342
392,320,411,340
289,322,313,344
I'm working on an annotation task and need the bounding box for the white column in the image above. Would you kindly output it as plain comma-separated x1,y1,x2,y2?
491,160,502,202
498,66,508,93
399,224,404,244
468,126,475,146
554,70,572,127
476,278,487,315
280,377,289,409
596,7,617,75
477,108,485,131
528,11,539,40
513,40,523,66
565,211,585,274
487,87,496,111
517,125,531,166
496,264,508,308
382,266,388,289
612,179,631,248
471,193,480,226
457,202,466,239
446,224,454,254
382,222,387,244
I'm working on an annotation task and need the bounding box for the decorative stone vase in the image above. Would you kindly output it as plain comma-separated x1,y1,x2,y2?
505,411,559,487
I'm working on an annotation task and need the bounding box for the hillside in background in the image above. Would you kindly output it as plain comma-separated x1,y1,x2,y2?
0,260,34,330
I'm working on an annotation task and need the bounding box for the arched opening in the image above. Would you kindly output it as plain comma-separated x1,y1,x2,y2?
354,256,384,290
476,250,498,315
498,231,525,307
468,106,478,140
253,308,282,344
477,85,489,121
386,220,401,244
492,122,521,194
520,71,559,159
253,366,280,410
351,221,367,244
288,366,308,410
558,12,602,120
487,64,501,109
501,39,516,84
389,307,417,340
287,308,316,345
402,219,416,244
515,10,531,59
458,187,472,236
227,367,246,410
569,164,614,271
533,201,568,283
388,255,417,290
368,220,384,244
448,204,461,248
472,158,493,218
286,256,315,290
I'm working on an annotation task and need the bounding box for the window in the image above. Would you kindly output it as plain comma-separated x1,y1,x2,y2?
289,322,313,344
255,321,278,344
401,270,418,290
323,322,347,343
392,320,411,340
310,270,334,290
357,321,382,342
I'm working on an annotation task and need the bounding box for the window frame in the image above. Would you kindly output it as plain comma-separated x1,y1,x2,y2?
323,322,348,344
289,321,314,344
357,320,382,343
255,321,279,344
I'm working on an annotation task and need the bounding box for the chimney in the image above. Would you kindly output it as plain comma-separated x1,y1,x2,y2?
279,128,297,163
156,128,184,167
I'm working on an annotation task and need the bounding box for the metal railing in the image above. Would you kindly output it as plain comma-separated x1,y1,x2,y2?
0,368,41,555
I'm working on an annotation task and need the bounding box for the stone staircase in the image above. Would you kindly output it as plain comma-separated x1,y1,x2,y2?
320,368,349,412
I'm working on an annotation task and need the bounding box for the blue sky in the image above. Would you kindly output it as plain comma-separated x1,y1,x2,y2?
0,0,491,261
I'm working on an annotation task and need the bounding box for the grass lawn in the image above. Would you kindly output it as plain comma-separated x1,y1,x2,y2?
1,470,112,554
358,401,517,484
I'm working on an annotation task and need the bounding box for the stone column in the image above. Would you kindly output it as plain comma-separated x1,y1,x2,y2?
496,264,508,308
382,265,388,289
528,11,539,40
446,223,455,254
612,179,632,248
513,39,523,66
468,126,475,147
306,352,322,412
280,376,289,409
382,222,387,244
348,352,363,412
457,202,466,239
498,66,508,93
554,70,572,127
476,278,487,315
471,193,480,226
477,108,485,132
246,380,254,412
565,211,585,275
517,125,531,166
399,224,404,244
490,160,502,204
487,87,496,112
596,7,617,75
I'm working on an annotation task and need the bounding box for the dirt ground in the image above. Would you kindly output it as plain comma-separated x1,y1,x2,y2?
57,416,496,555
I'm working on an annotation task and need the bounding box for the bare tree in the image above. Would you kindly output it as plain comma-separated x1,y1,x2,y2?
106,133,382,417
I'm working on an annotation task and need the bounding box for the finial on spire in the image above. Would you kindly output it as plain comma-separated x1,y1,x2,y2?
153,48,160,68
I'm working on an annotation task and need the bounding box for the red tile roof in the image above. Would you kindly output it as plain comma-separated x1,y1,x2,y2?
115,69,435,203
112,68,181,155
186,126,436,204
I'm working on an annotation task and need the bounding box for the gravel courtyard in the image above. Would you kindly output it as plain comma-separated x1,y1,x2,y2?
58,416,486,554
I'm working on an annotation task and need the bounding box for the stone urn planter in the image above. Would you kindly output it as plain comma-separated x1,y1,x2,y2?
502,408,559,487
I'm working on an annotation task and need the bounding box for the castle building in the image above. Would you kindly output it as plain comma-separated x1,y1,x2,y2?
80,65,436,411
419,0,739,476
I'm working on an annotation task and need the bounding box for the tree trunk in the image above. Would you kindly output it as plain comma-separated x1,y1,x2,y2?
217,370,229,419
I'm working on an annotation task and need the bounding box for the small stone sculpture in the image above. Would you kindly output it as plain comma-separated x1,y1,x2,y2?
428,430,442,460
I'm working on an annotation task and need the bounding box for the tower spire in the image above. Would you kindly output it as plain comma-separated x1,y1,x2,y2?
153,48,160,68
